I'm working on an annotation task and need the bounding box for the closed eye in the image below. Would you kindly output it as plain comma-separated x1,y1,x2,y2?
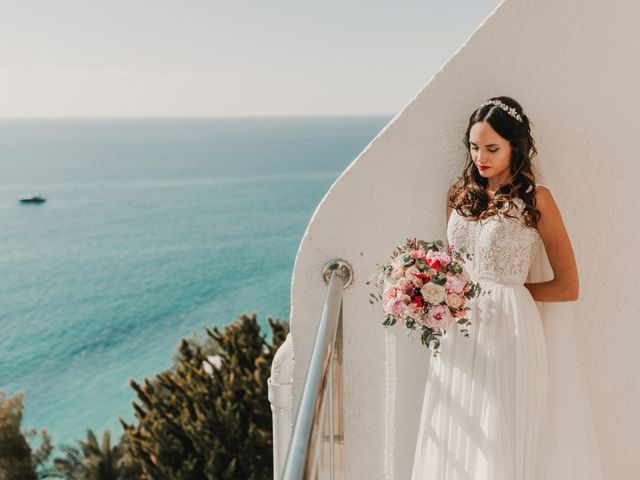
470,146,499,153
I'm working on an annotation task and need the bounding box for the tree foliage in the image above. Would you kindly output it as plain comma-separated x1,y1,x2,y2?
121,311,289,479
40,429,141,480
0,391,37,480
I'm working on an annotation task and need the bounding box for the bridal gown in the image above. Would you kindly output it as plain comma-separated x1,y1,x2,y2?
410,185,603,480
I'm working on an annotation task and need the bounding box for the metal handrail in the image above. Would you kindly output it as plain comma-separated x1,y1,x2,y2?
280,259,352,480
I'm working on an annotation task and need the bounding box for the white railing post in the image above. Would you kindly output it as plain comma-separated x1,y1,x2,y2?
268,332,294,479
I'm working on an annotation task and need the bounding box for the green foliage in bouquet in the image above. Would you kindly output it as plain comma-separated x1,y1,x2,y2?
120,311,289,480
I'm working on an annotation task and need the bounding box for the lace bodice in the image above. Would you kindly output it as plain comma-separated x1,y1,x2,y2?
446,194,543,285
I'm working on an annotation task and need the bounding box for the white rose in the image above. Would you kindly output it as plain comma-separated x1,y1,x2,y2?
420,282,446,304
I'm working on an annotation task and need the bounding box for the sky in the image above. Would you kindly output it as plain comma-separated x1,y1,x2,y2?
0,0,503,117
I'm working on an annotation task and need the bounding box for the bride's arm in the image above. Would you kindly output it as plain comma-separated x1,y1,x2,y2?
524,185,580,302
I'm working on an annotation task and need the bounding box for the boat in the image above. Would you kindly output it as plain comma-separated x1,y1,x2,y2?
19,194,46,204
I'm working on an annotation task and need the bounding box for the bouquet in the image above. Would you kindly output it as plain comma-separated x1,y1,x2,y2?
367,238,485,357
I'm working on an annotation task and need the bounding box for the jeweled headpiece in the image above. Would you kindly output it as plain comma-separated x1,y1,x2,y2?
480,99,524,122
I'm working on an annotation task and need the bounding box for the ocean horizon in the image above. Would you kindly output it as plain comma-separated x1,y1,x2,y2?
0,115,390,447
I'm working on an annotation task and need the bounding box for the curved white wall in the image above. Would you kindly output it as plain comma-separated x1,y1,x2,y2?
289,0,640,478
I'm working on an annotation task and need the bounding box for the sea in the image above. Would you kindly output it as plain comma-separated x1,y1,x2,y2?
0,116,390,448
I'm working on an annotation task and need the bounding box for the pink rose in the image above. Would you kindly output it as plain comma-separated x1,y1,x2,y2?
425,250,452,270
411,249,427,260
445,274,465,294
424,304,454,330
383,287,397,303
384,298,408,318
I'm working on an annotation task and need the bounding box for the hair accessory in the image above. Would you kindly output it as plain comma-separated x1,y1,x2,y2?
480,99,524,122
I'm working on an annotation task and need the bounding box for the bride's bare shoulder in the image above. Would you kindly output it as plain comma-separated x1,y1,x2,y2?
534,184,556,212
536,184,568,244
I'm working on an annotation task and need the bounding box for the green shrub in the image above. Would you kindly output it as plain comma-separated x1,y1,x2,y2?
121,311,289,479
0,391,37,480
39,429,141,480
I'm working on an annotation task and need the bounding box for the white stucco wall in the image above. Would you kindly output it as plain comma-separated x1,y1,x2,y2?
289,0,640,478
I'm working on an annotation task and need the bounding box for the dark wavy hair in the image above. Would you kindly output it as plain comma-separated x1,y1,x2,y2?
448,95,541,229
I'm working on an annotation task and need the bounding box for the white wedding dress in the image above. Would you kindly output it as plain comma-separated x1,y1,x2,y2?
410,185,603,480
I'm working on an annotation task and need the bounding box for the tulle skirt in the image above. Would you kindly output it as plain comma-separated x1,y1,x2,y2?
410,280,550,480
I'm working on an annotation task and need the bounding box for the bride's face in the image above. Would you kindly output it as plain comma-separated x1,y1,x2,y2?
468,121,512,182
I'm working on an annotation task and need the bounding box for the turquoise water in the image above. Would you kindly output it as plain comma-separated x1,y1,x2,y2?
0,116,389,447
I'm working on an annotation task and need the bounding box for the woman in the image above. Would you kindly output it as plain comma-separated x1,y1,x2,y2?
410,96,602,479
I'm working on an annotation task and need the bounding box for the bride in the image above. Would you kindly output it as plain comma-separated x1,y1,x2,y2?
410,96,602,479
